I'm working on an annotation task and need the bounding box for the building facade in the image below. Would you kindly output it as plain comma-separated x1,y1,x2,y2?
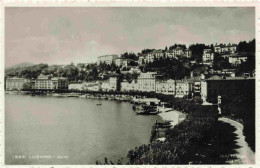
35,75,54,89
214,43,237,55
201,75,255,102
52,77,68,89
137,72,156,92
35,75,68,90
115,58,124,67
97,55,119,65
155,79,175,95
228,55,247,65
5,77,30,91
175,80,193,98
68,83,84,90
202,49,214,64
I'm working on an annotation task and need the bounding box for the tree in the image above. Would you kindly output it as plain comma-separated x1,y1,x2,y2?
188,44,207,61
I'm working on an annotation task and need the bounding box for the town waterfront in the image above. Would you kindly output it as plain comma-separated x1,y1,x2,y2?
5,94,162,165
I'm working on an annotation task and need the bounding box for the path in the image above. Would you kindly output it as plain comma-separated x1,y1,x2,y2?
219,117,255,164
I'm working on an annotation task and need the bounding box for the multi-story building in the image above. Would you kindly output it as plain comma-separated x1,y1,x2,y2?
85,81,101,91
121,80,138,92
69,82,84,90
214,43,237,55
35,75,54,89
172,47,185,56
97,55,119,65
228,55,247,65
138,56,145,65
122,59,133,67
165,51,177,59
5,77,30,91
201,75,255,102
202,49,214,64
184,49,192,58
109,74,120,91
155,79,175,95
175,80,193,98
101,81,110,92
115,58,124,67
145,50,164,63
52,77,68,89
35,75,68,90
137,72,156,92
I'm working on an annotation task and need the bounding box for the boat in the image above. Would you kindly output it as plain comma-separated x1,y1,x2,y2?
67,93,80,97
136,105,159,115
136,110,159,115
132,104,145,110
96,103,102,106
79,95,87,98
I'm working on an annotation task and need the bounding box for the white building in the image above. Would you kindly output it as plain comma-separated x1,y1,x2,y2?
172,47,185,56
123,59,132,67
155,79,175,95
165,51,177,59
137,72,156,92
184,49,192,58
86,82,101,91
115,58,124,67
202,49,214,64
35,75,54,90
138,56,145,65
69,83,84,90
5,77,30,91
97,55,119,65
214,43,237,55
175,80,193,98
101,81,110,92
228,55,247,65
121,80,138,92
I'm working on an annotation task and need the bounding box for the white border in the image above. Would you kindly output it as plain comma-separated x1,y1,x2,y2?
0,1,259,168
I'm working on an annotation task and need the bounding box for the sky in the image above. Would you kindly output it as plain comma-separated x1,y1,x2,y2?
5,7,255,67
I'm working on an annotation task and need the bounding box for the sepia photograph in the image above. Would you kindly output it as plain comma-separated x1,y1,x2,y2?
3,6,256,165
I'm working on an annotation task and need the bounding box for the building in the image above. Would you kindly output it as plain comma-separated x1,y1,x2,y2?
122,59,133,67
138,56,145,65
109,74,120,91
172,47,185,56
97,55,119,65
214,43,237,55
115,58,124,67
202,49,214,64
137,72,156,92
5,77,30,91
144,50,164,63
85,81,101,91
101,81,110,92
35,75,68,90
228,55,247,65
121,80,138,92
175,80,193,98
51,77,68,89
165,51,177,59
201,75,255,102
34,75,54,90
184,49,192,58
68,83,84,90
155,79,175,95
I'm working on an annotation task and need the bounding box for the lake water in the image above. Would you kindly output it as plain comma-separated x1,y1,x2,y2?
5,94,161,165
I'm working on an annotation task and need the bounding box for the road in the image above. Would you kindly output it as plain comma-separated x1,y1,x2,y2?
219,117,255,164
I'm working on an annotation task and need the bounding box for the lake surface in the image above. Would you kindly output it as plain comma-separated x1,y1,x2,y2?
5,94,161,165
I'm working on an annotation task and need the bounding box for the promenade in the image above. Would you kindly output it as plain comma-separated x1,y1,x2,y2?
219,117,255,164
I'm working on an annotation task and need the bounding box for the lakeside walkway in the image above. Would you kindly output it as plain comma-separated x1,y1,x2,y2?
219,117,255,164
